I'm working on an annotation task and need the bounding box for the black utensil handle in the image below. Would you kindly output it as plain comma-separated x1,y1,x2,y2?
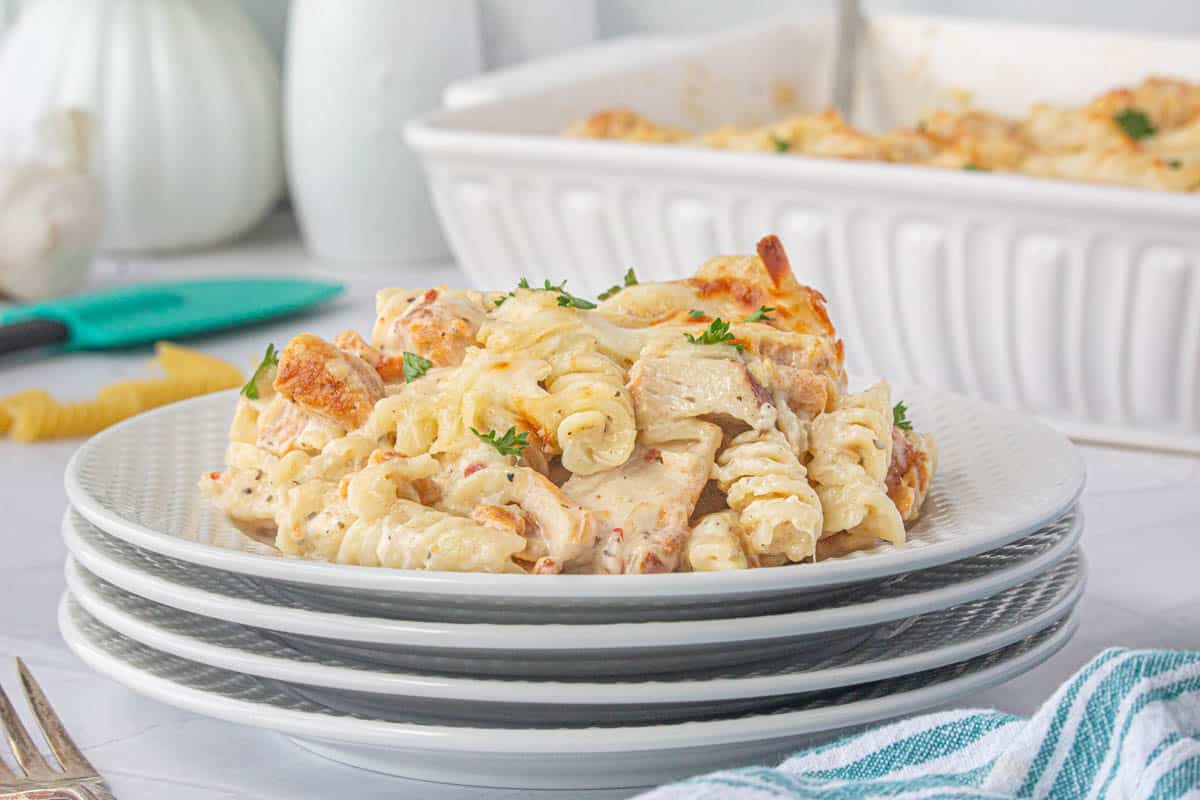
0,318,71,356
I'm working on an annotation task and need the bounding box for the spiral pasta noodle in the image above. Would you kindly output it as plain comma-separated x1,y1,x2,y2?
3,343,243,443
518,347,636,475
806,381,905,545
335,499,526,572
714,426,824,563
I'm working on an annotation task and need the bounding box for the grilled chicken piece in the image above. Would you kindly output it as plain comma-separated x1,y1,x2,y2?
563,419,722,574
273,334,386,431
371,287,488,368
628,354,771,432
439,454,601,572
886,427,938,521
254,394,309,456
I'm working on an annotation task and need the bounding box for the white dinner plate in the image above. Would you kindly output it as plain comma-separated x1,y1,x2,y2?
64,386,1085,619
64,507,1081,678
60,595,1077,789
64,551,1083,725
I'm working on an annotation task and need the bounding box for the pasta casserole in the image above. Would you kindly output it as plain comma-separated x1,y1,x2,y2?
565,77,1200,192
201,236,936,574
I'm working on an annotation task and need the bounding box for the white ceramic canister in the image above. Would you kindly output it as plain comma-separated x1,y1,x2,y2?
0,0,284,253
286,1,482,264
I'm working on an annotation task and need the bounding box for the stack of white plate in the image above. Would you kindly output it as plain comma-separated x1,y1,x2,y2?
59,386,1086,790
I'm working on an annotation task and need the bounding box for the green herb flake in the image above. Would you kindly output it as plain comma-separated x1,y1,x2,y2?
684,318,742,351
770,134,791,153
241,343,278,400
893,401,913,431
517,277,531,289
597,268,639,301
556,291,597,310
1168,158,1183,169
688,309,706,318
401,351,433,383
470,426,530,457
745,305,776,323
962,163,986,172
1113,108,1157,140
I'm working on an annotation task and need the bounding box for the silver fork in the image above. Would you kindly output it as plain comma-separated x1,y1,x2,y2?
0,659,115,800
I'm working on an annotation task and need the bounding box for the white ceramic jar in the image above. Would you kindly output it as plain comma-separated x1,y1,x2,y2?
0,0,284,253
285,0,482,264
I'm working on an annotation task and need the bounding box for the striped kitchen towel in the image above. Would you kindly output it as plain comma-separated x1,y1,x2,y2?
637,649,1200,800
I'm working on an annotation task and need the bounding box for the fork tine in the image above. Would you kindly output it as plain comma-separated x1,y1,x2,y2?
16,658,97,777
0,666,55,780
0,747,16,783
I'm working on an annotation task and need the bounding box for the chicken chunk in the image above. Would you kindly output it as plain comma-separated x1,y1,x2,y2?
371,287,488,368
563,419,722,574
273,334,386,431
628,354,771,432
439,453,602,572
886,426,938,522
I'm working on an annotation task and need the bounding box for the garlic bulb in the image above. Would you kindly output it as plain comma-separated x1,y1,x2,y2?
0,111,101,301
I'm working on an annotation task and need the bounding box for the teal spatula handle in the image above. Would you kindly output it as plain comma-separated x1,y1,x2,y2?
0,318,71,354
1,278,343,353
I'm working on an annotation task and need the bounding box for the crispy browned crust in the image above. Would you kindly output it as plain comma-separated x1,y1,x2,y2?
274,334,385,431
471,503,528,535
756,235,789,288
686,237,837,340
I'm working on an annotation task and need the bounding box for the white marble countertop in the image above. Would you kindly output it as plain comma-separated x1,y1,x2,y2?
1,214,1198,799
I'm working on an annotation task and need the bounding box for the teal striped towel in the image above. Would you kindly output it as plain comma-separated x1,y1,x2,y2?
636,649,1200,799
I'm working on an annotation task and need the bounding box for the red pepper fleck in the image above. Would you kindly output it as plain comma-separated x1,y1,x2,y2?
464,463,485,477
613,527,624,541
643,448,663,464
209,471,222,480
423,288,439,303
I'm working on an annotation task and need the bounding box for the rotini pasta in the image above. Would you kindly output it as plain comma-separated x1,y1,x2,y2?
204,236,936,573
807,382,906,547
4,343,243,443
714,425,824,563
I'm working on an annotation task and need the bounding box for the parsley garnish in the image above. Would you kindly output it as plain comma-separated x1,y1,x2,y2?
893,401,912,431
1113,108,1156,140
688,309,705,318
401,351,433,383
508,276,597,309
555,288,597,310
963,163,986,172
770,134,791,153
598,268,639,301
1168,158,1183,169
745,305,775,322
240,343,278,399
470,426,529,457
684,318,742,351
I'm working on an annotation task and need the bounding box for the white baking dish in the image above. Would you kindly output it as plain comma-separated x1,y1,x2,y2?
406,13,1200,453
